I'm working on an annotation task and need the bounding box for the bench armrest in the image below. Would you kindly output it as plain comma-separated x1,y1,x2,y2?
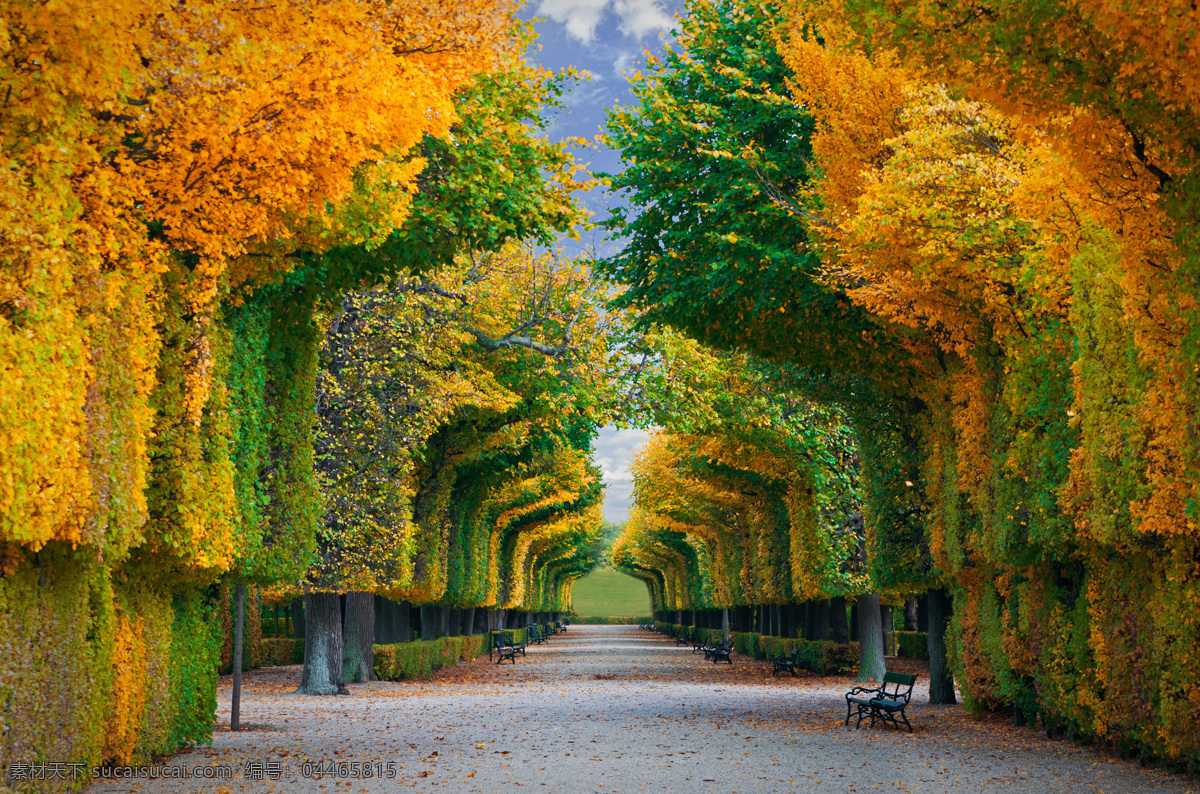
845,685,883,698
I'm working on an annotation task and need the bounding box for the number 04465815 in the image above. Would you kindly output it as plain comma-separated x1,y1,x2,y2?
300,761,397,779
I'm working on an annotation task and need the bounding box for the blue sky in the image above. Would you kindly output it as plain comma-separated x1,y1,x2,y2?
518,0,685,523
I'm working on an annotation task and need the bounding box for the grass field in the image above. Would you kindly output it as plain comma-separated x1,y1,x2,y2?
570,568,652,617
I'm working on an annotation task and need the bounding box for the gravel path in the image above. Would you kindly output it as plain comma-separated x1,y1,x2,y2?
91,626,1194,793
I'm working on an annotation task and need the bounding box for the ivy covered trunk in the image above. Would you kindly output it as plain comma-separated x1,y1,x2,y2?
298,592,347,695
342,592,374,683
927,587,956,704
856,593,886,683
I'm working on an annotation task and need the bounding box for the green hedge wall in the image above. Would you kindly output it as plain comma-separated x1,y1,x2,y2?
260,638,305,666
0,546,221,792
758,636,859,675
372,636,487,681
894,631,928,660
659,624,858,675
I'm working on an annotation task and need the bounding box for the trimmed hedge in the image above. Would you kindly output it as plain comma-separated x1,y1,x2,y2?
373,635,487,682
732,631,759,657
755,636,859,675
894,631,929,660
0,547,221,791
572,616,653,624
654,624,858,675
260,638,304,666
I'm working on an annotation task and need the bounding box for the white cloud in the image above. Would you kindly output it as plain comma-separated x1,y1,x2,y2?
537,0,674,44
537,0,610,43
592,425,655,523
612,50,636,76
612,0,673,38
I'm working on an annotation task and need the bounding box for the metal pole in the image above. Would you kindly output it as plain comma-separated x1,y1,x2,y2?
232,581,245,731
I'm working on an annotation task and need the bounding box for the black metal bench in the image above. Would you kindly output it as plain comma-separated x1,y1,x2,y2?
844,671,917,731
676,627,693,646
491,632,517,665
528,625,546,645
772,647,802,677
703,639,733,664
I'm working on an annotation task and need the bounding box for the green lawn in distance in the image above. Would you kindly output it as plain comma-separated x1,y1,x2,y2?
570,568,652,617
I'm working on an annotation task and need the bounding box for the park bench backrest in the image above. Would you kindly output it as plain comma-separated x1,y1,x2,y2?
491,631,508,650
880,671,917,701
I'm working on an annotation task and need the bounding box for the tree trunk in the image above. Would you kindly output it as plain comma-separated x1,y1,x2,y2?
829,596,849,643
397,601,413,642
298,592,348,695
463,608,476,636
904,598,919,631
232,582,245,730
812,599,830,642
855,593,886,683
880,603,893,656
722,606,731,642
292,597,305,638
927,587,957,704
420,605,440,640
917,594,929,633
342,592,375,683
373,595,386,644
849,602,859,641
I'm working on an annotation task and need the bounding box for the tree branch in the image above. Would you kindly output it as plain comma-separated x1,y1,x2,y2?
1122,121,1173,189
462,326,565,357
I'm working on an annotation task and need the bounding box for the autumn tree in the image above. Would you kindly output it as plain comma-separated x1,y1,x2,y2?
600,0,931,679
